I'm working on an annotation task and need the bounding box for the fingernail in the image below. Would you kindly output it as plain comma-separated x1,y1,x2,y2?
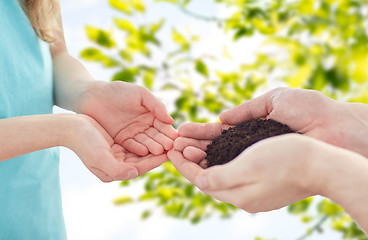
127,169,138,179
198,175,209,189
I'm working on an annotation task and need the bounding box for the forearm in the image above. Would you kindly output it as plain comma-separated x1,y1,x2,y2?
334,101,368,158
53,52,96,112
318,144,368,235
0,114,77,162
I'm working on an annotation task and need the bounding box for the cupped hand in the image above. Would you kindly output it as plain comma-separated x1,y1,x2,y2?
220,87,368,158
173,122,233,167
68,114,168,182
78,81,177,173
169,134,324,213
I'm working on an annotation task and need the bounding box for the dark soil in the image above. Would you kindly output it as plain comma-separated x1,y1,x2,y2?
205,119,295,167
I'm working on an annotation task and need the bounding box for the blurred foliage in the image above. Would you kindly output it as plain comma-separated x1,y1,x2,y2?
81,0,368,239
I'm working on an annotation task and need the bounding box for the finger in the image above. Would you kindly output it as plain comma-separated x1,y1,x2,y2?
114,122,149,145
168,149,207,188
183,146,207,163
134,133,164,155
141,89,174,124
173,137,210,152
198,154,253,191
199,159,208,169
219,88,278,125
129,154,169,175
144,127,173,150
178,122,231,140
122,138,149,156
90,167,114,183
154,119,178,140
169,149,248,191
93,150,139,181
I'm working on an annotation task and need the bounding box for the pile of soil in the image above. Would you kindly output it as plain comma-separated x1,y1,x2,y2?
205,119,295,167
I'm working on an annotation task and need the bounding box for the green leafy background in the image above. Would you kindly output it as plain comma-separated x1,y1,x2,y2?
80,0,368,239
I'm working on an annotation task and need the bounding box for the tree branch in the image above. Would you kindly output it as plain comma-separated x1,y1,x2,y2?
296,214,329,240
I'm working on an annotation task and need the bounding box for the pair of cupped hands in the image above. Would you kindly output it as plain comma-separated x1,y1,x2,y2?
75,81,368,213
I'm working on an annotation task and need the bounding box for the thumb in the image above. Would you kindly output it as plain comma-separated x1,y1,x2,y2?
98,150,139,181
219,89,277,125
141,89,174,124
197,159,248,191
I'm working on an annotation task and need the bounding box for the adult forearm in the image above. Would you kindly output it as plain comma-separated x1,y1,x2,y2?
319,146,368,235
342,101,368,158
53,52,94,112
0,114,77,162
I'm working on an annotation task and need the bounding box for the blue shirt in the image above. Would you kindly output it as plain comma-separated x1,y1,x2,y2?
0,1,66,239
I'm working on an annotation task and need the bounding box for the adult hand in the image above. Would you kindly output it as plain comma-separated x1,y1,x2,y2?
170,134,366,213
220,87,368,158
67,114,168,182
169,134,321,212
170,131,368,235
77,81,177,175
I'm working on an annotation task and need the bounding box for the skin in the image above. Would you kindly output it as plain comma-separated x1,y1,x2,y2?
0,4,177,182
174,87,368,165
169,134,368,235
170,87,368,234
220,87,368,158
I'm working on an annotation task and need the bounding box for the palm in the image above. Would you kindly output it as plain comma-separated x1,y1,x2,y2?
79,81,177,177
112,144,168,173
81,81,177,155
78,115,168,182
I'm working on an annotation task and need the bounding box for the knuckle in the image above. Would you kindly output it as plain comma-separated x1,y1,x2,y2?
272,87,287,93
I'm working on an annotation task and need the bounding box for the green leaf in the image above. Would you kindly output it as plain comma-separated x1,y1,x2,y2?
85,26,115,48
119,180,130,186
113,195,133,205
119,50,133,63
151,19,165,33
80,48,119,67
114,18,136,33
317,199,344,217
182,0,192,6
109,0,132,14
143,69,156,90
155,0,178,4
161,83,180,91
112,69,138,82
301,215,313,223
191,214,201,224
130,0,145,13
141,210,151,220
80,48,101,60
195,59,209,77
172,29,190,50
288,197,313,215
233,26,254,40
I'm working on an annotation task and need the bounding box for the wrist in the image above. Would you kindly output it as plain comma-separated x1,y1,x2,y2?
76,81,108,114
53,113,87,149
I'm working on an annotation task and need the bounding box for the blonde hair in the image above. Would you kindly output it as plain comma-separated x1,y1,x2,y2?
18,0,60,42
